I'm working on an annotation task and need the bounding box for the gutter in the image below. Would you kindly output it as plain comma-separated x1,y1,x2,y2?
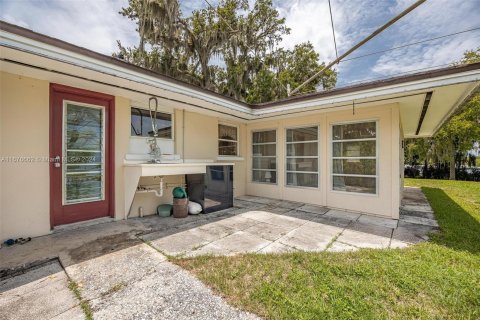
1,20,480,119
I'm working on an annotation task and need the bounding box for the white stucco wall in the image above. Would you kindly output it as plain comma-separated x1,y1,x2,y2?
246,104,401,218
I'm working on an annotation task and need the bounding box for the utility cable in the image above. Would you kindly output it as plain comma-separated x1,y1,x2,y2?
328,0,339,60
342,27,480,62
289,0,427,96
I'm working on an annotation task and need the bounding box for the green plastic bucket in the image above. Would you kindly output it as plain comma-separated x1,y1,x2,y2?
157,204,172,217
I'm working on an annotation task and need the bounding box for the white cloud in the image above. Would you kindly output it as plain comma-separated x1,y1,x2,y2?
1,0,478,86
276,0,480,84
0,0,139,55
278,0,338,61
371,0,480,76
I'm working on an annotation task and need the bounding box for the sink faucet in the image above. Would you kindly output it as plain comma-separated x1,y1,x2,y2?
147,96,162,163
148,137,162,163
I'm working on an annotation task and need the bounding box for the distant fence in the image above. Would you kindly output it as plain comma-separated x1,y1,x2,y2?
404,165,480,181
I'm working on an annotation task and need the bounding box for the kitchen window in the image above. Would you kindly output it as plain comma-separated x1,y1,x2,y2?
286,126,319,188
331,121,377,194
218,124,238,156
131,107,172,139
252,130,277,184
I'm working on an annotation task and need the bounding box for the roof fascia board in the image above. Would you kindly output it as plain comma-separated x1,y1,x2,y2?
1,26,480,120
252,70,480,116
0,30,251,114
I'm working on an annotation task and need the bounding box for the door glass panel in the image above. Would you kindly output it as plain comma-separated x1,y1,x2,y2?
64,102,104,205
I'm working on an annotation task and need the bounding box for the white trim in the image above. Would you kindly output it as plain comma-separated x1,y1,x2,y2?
2,30,480,121
251,72,480,116
284,125,320,189
217,156,244,161
0,31,251,115
130,106,174,140
62,100,105,205
329,120,379,196
218,122,239,157
332,138,376,142
251,129,278,185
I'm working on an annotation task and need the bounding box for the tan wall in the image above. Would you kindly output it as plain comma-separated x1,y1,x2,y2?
0,70,402,240
246,104,401,218
114,96,131,220
0,72,50,239
399,118,405,201
175,109,247,197
0,72,247,239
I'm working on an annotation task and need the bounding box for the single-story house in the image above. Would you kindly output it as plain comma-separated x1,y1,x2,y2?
1,21,479,240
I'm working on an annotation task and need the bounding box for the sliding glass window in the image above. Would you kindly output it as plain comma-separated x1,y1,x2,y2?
252,130,277,184
332,121,377,194
286,126,319,188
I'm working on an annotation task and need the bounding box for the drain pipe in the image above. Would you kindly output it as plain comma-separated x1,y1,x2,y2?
182,109,185,163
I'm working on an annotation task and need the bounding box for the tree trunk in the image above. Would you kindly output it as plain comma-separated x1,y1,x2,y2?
449,150,456,180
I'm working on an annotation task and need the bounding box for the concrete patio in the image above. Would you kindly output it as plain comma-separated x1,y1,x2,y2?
0,187,438,320
144,187,439,257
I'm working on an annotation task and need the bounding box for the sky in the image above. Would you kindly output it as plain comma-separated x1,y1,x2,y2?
1,0,479,87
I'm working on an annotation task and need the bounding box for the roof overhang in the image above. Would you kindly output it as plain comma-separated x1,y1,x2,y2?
1,21,479,136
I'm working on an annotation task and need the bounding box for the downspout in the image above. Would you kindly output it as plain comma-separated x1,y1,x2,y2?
183,109,185,163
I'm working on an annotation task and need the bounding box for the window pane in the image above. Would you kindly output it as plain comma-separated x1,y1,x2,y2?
130,108,172,139
66,105,102,150
286,158,318,172
287,142,318,156
252,170,276,183
253,144,276,157
65,103,104,204
287,126,318,142
65,173,102,203
219,124,237,141
333,141,376,157
333,159,376,175
253,157,276,170
333,176,376,194
253,130,276,143
131,108,142,136
218,141,237,156
287,172,318,188
333,122,376,140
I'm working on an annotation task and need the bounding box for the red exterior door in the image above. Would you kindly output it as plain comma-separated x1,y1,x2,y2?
50,84,115,227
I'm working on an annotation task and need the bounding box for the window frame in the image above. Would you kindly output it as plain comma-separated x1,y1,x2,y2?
330,119,379,196
130,106,174,141
251,128,278,185
218,123,239,157
285,124,320,189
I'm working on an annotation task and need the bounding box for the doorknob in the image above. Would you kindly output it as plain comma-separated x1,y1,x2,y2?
54,156,61,168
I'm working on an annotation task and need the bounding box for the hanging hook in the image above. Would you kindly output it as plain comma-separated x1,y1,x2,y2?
149,97,159,137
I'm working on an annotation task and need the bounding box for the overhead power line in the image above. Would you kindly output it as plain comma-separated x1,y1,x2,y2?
289,61,460,97
289,0,427,96
342,26,480,62
328,0,338,60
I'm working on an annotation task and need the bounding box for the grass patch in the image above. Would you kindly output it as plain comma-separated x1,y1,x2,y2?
101,281,127,297
175,179,480,319
68,280,93,320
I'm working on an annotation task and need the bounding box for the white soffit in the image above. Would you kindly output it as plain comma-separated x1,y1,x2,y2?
1,28,480,127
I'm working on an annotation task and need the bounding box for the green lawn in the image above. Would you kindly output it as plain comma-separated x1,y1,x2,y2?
175,179,480,319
